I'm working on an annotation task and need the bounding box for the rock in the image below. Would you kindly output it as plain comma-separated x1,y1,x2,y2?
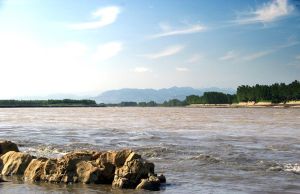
114,149,134,167
96,162,115,184
0,177,7,182
24,158,48,181
124,152,141,164
0,141,166,190
24,151,115,184
75,161,99,184
113,158,155,189
96,149,133,168
136,175,161,191
157,174,166,183
0,151,33,175
0,141,19,155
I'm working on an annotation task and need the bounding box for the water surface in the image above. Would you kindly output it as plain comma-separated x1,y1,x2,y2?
0,107,299,193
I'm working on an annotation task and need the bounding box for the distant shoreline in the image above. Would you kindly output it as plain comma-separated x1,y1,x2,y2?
187,101,300,108
0,104,299,108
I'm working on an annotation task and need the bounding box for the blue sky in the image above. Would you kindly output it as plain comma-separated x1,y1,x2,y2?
0,0,299,98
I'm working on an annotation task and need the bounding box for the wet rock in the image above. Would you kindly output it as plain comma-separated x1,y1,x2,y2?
97,149,133,167
0,177,6,182
113,158,155,189
115,149,134,167
157,174,166,183
25,151,101,184
73,161,98,183
0,151,33,175
0,141,165,191
136,175,161,191
0,141,19,155
24,158,48,181
96,161,115,184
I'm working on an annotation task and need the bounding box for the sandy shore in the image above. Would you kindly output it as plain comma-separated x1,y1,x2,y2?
188,101,300,108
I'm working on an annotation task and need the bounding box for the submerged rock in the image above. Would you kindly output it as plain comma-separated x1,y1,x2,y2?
0,142,166,191
136,175,161,191
0,141,19,155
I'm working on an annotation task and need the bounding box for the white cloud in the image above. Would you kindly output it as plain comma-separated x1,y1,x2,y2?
296,54,300,60
92,42,122,62
186,54,202,63
69,6,121,30
133,67,151,73
142,45,184,59
243,50,274,61
219,51,238,61
235,0,294,25
151,24,206,39
176,67,189,72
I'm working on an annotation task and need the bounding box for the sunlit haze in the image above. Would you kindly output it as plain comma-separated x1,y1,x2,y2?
0,0,299,98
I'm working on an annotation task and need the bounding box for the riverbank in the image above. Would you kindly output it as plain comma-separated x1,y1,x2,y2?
187,101,300,108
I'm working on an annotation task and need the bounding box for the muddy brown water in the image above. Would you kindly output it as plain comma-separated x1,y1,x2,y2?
0,107,299,193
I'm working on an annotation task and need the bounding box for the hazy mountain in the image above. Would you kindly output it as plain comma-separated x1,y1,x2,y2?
93,87,235,103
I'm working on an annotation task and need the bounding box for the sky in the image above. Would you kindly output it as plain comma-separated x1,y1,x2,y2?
0,0,299,98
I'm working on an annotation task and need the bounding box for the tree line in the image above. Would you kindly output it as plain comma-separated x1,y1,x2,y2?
126,80,300,106
237,80,300,103
0,80,299,107
0,99,97,107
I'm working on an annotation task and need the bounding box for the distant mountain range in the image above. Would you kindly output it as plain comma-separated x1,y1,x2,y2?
93,87,235,103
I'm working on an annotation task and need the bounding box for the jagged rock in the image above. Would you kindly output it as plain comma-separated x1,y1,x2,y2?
24,151,116,184
96,161,115,184
75,161,99,184
0,141,19,155
24,158,56,181
0,151,33,175
0,141,165,191
97,149,133,167
112,158,155,189
136,175,161,191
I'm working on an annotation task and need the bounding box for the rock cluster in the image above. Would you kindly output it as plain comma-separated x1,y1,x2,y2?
0,141,165,191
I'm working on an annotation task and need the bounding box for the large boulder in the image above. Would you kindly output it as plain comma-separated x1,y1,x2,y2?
0,151,33,175
24,151,115,184
0,141,19,155
112,154,156,189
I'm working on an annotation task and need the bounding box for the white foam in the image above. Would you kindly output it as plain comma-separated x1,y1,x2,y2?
283,163,300,174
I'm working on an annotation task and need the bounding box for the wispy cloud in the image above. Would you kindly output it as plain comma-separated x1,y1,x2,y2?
142,45,184,59
133,67,151,73
150,24,206,39
219,51,238,61
296,54,300,60
243,40,299,61
234,0,294,25
69,6,121,30
92,42,122,61
176,67,189,72
243,50,274,61
186,54,202,63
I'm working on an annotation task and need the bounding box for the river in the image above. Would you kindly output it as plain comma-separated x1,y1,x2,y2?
0,107,299,193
